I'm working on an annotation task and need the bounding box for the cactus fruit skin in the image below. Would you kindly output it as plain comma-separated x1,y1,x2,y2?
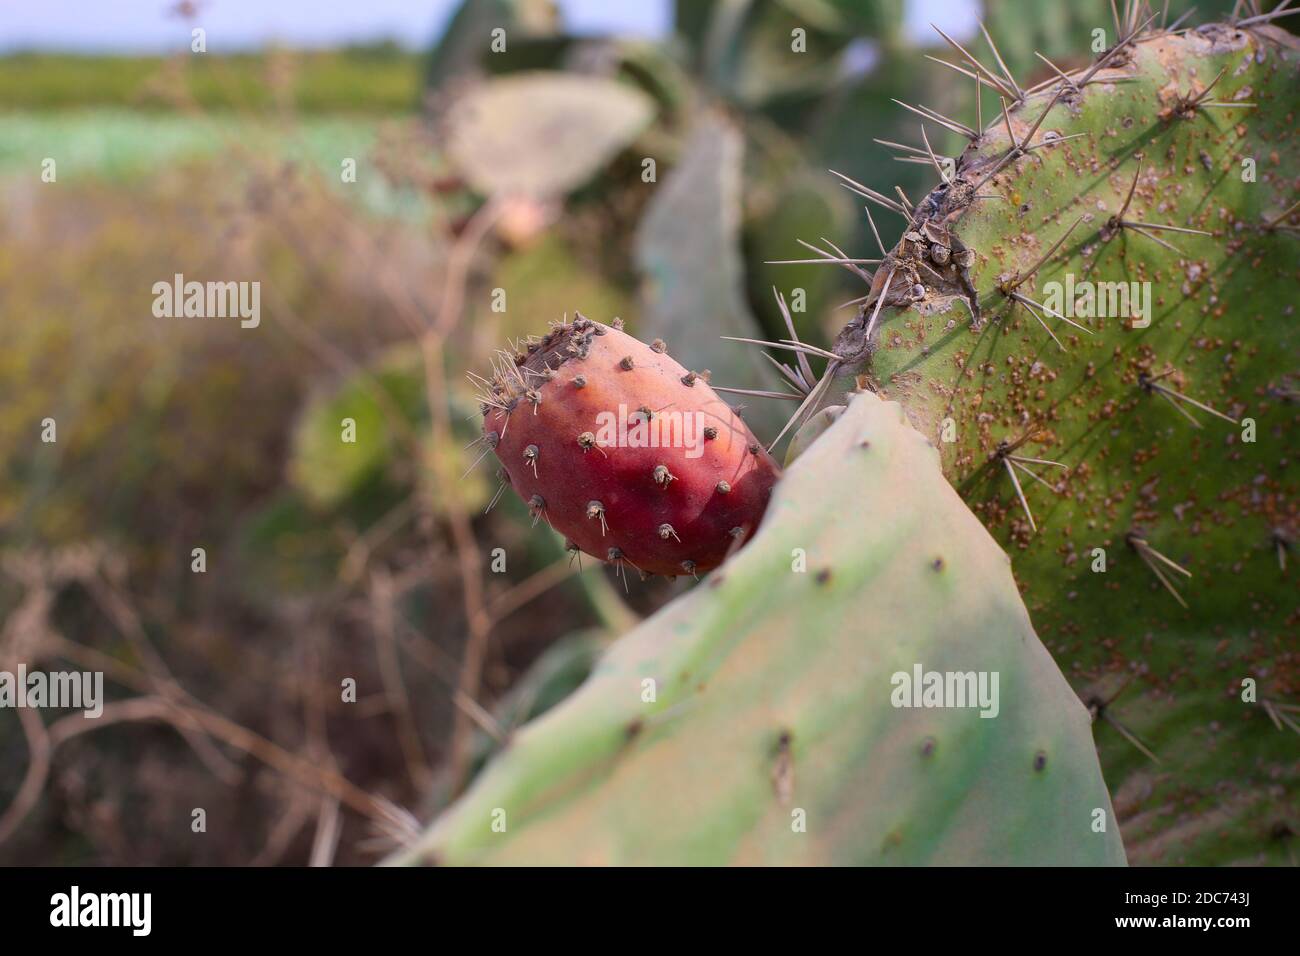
479,317,781,576
813,24,1299,863
394,391,1125,866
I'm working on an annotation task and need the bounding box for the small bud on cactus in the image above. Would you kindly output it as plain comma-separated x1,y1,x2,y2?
478,315,781,576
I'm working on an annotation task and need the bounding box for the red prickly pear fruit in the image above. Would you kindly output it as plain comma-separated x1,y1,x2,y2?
478,315,781,576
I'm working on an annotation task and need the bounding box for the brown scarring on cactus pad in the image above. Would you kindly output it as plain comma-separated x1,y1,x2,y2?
479,315,781,576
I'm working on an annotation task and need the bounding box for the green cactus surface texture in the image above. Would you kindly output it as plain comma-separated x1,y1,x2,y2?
800,20,1298,864
393,391,1126,866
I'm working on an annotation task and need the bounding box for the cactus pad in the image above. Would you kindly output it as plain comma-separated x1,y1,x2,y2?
397,391,1125,866
794,19,1299,864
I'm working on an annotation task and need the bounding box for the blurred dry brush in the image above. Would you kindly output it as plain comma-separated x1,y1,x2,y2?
0,19,645,865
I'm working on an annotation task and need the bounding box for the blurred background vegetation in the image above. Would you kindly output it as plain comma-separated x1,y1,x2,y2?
0,0,1259,865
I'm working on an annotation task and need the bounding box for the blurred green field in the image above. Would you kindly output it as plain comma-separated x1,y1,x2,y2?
0,110,455,225
2,110,369,174
0,46,424,113
0,47,442,217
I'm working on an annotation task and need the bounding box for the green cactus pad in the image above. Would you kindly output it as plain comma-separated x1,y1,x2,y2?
831,23,1298,864
393,391,1125,866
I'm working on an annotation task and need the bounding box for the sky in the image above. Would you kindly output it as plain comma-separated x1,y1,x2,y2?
0,0,977,53
0,0,673,53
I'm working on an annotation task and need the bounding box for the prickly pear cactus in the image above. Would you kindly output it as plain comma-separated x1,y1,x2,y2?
394,391,1125,866
476,315,781,576
787,17,1298,864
